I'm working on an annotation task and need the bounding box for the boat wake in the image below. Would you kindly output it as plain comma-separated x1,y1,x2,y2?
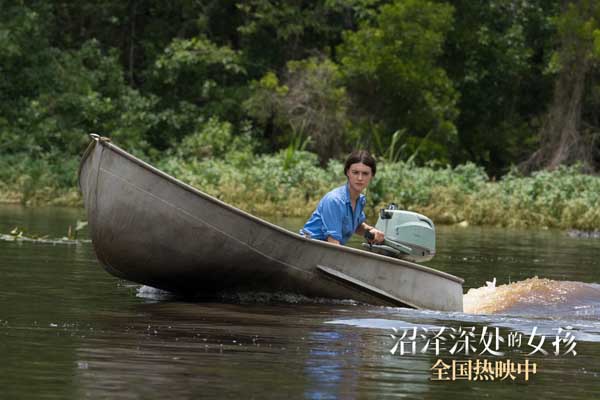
137,277,600,321
326,277,600,344
463,276,600,318
136,285,360,306
136,285,174,301
220,291,360,306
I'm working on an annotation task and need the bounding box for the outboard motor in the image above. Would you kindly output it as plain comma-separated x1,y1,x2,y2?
363,203,435,263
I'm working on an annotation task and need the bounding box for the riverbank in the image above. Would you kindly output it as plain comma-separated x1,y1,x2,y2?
1,151,599,230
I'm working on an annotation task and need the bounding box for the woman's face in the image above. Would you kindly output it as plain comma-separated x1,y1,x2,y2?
346,162,373,194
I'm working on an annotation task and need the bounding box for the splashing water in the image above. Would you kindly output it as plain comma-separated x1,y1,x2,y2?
463,276,600,317
136,285,173,301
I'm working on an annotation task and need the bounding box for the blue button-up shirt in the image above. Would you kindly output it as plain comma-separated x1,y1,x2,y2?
301,184,367,245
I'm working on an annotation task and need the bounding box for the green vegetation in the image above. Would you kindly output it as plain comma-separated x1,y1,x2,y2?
1,1,600,229
158,153,600,230
1,141,599,229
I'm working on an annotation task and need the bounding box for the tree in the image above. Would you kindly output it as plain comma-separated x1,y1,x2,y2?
338,0,458,164
237,0,351,74
444,0,559,176
0,2,162,156
523,0,600,172
244,57,351,163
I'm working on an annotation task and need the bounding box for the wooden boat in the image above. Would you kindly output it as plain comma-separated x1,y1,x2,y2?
78,135,464,311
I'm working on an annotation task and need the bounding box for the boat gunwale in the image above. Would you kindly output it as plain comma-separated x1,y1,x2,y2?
79,137,464,285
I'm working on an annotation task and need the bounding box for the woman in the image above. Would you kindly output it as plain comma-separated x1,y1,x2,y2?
301,150,385,245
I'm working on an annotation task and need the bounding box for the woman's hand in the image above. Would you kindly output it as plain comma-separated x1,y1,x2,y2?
358,223,385,244
326,236,341,245
369,228,385,244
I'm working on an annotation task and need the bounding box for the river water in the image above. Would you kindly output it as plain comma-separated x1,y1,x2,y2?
1,205,599,399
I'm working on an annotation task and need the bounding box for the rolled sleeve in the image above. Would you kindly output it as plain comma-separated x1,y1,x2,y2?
319,197,344,242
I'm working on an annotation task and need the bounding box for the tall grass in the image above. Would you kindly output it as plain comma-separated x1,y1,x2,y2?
374,163,600,230
0,153,81,206
1,149,599,230
158,155,600,230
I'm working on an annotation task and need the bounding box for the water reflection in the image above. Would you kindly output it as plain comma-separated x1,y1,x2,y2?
72,302,434,399
304,331,356,399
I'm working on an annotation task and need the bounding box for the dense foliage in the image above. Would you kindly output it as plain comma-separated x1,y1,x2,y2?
157,150,600,230
1,0,599,228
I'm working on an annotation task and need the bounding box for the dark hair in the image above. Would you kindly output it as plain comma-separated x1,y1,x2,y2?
343,150,376,176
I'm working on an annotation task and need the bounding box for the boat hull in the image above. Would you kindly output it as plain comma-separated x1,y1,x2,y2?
79,138,464,311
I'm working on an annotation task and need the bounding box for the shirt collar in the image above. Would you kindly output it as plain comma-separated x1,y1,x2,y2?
344,183,366,206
